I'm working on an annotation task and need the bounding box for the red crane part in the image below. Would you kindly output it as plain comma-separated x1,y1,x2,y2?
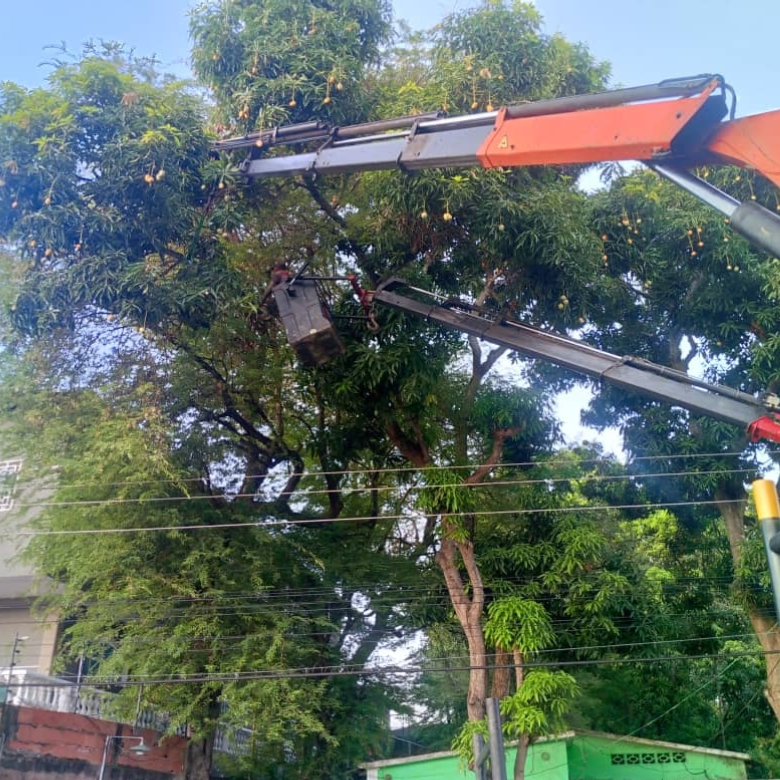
477,84,718,169
707,110,780,188
747,415,780,444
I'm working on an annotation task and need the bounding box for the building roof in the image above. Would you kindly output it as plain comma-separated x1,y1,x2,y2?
361,729,751,770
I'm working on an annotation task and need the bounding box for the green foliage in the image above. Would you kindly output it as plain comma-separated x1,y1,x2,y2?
754,728,780,778
451,717,489,767
191,0,392,128
379,1,608,116
5,1,779,776
501,670,579,739
450,669,579,765
0,45,229,337
484,598,554,654
418,468,478,515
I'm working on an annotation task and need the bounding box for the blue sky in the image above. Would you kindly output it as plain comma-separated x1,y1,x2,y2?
0,0,776,116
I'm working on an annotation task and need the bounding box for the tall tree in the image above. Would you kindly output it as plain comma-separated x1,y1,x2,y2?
191,0,613,752
8,1,778,777
579,167,780,739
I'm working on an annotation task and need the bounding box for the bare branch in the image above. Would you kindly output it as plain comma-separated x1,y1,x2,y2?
466,426,523,485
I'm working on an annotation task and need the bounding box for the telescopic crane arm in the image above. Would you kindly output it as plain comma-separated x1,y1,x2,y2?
218,74,780,257
221,73,780,443
231,76,780,617
271,276,780,447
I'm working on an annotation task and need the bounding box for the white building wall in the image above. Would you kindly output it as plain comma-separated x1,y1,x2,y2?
0,459,59,674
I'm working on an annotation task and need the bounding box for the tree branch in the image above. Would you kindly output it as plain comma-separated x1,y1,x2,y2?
386,420,430,468
302,180,377,283
466,427,523,485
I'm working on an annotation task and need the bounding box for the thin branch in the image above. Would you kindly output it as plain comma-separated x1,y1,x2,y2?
466,427,523,485
301,180,377,282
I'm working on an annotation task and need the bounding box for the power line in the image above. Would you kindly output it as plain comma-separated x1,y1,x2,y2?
0,573,750,614
7,647,778,689
13,466,759,506
7,498,747,538
13,450,758,493
0,629,768,656
1,605,769,645
609,657,742,744
11,467,758,509
707,660,776,745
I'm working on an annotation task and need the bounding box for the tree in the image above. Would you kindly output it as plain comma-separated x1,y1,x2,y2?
0,7,610,765
574,508,777,763
0,38,418,777
7,1,778,777
579,166,780,732
192,0,613,755
409,448,646,776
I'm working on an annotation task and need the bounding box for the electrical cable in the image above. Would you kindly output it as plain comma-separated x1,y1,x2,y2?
6,497,748,537
7,647,780,689
9,468,756,509
11,450,758,493
0,629,769,656
0,572,751,613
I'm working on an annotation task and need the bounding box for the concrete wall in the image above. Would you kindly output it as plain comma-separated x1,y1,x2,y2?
364,734,749,780
566,733,748,780
1,705,188,779
364,739,569,780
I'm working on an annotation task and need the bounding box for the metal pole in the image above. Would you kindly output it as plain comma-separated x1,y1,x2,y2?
650,164,739,216
97,736,112,780
97,735,148,780
6,633,23,701
0,633,26,764
503,75,717,120
473,733,489,780
753,480,780,623
486,698,508,780
651,165,780,258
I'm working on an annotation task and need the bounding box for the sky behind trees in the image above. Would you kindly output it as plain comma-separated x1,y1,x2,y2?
1,0,774,459
1,0,776,115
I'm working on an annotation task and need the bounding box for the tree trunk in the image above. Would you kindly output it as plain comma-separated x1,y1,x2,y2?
184,736,214,780
390,287,513,726
437,534,488,721
716,490,780,721
512,649,524,689
512,650,527,780
492,650,512,699
717,492,747,568
747,610,780,721
514,735,530,780
434,428,522,722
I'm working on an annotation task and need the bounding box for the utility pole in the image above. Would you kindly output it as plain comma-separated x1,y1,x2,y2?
473,732,489,780
486,698,508,780
0,633,28,765
473,698,508,780
2,633,27,705
753,479,780,622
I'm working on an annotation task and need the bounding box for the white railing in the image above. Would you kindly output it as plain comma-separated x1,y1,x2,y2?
1,668,246,754
1,667,111,717
213,725,252,757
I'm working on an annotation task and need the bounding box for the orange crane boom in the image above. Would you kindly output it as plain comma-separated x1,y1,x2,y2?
217,75,780,257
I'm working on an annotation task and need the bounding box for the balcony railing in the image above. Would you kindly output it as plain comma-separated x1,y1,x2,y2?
0,668,247,755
